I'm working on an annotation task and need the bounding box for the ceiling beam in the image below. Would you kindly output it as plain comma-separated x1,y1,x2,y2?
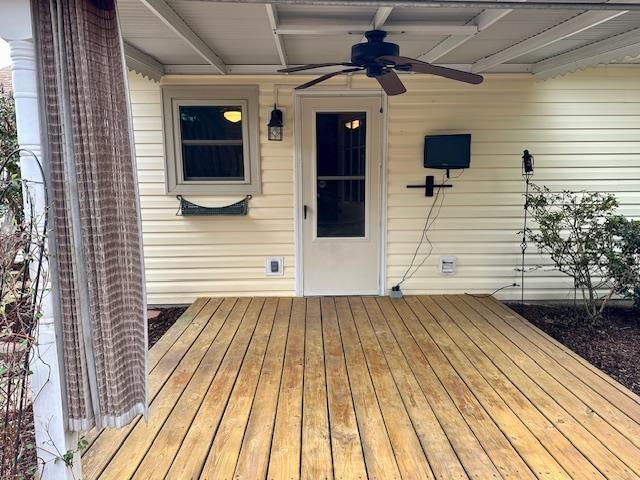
419,34,476,62
358,7,394,44
472,9,627,72
266,4,288,67
123,42,164,81
419,8,512,62
356,6,394,44
139,0,227,74
372,6,394,28
275,22,478,35
533,27,640,79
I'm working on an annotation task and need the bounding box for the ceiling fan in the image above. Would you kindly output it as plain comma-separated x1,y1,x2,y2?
278,30,484,96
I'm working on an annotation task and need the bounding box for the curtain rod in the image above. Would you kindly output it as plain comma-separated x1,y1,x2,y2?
192,0,640,11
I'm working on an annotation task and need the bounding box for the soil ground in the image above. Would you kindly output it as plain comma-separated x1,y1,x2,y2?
147,306,188,348
508,302,640,395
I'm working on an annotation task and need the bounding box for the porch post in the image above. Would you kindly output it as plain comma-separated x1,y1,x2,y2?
0,1,81,479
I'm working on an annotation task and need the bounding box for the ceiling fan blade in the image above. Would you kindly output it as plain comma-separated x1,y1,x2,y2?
378,55,484,85
295,68,364,90
376,69,406,96
278,63,356,73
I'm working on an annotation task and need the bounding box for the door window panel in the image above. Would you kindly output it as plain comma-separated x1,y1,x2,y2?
316,112,367,238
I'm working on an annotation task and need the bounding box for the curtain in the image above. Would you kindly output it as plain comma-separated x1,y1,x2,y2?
33,0,147,431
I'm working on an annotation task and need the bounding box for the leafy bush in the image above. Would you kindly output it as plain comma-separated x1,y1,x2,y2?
0,86,20,221
606,217,640,310
525,184,639,322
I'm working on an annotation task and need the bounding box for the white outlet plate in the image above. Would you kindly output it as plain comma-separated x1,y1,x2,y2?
265,256,284,276
438,256,457,275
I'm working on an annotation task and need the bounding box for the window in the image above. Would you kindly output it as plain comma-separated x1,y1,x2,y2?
162,86,260,194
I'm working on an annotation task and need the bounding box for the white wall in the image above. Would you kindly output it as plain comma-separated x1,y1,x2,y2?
130,73,298,304
128,67,640,305
386,67,640,299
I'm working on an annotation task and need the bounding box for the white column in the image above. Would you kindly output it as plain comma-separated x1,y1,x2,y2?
1,2,81,479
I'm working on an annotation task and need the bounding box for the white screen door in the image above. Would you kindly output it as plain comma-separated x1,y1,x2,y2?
300,96,382,295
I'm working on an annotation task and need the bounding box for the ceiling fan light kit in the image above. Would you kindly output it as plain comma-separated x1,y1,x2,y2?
278,30,484,96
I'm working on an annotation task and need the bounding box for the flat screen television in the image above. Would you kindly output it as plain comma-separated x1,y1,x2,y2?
424,134,471,170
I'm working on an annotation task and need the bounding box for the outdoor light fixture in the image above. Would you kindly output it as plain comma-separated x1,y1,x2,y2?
268,105,283,141
520,148,534,311
522,149,534,176
223,109,242,123
345,119,361,130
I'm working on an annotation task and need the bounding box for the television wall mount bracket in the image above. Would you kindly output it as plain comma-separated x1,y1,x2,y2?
406,175,453,197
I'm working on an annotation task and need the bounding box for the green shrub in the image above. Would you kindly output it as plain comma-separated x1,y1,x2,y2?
0,86,20,220
607,217,640,310
525,184,637,323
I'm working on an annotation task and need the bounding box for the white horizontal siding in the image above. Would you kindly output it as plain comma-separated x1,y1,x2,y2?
129,66,640,304
386,67,640,300
128,72,297,303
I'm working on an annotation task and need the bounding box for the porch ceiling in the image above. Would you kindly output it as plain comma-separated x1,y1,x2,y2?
118,0,640,81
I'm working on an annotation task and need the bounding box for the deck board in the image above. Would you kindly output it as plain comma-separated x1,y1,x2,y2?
267,298,306,480
429,296,604,479
453,295,640,479
321,297,367,480
334,297,401,480
131,297,240,478
349,297,435,480
234,298,292,479
83,295,640,480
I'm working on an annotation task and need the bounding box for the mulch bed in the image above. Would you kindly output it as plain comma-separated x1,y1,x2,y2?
509,302,640,395
147,306,188,349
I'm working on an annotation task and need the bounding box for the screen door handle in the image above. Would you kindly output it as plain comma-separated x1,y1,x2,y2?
303,205,308,220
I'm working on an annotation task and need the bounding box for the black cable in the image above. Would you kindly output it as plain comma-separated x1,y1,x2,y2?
395,174,444,287
465,283,519,298
395,170,463,288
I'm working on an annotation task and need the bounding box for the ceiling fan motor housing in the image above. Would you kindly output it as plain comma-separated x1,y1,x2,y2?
351,30,399,77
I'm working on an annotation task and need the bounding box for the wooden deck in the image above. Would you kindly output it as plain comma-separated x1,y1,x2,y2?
82,295,640,480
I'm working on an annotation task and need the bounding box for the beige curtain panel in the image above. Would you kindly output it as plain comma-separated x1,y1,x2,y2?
34,0,147,431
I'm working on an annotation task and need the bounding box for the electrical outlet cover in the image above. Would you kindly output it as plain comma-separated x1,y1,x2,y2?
438,256,457,275
265,256,284,276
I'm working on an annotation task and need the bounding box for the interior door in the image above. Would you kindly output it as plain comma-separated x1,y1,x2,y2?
300,96,382,295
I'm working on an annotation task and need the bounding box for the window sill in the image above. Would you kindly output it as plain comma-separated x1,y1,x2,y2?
167,181,261,196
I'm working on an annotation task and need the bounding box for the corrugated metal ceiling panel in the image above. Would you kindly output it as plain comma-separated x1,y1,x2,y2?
511,11,640,63
284,34,355,63
118,0,203,64
118,1,640,73
276,4,376,23
118,0,178,39
169,0,280,64
386,7,482,24
437,10,580,63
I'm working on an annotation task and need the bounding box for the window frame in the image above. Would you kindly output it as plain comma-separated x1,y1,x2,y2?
162,85,261,195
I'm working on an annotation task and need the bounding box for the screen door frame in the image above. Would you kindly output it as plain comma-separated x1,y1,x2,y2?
293,90,388,296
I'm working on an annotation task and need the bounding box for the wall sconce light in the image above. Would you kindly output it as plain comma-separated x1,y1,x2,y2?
522,149,534,176
268,105,283,141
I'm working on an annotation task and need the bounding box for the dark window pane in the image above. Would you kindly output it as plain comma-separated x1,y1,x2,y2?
316,112,366,177
182,145,244,180
317,179,365,237
179,105,243,141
